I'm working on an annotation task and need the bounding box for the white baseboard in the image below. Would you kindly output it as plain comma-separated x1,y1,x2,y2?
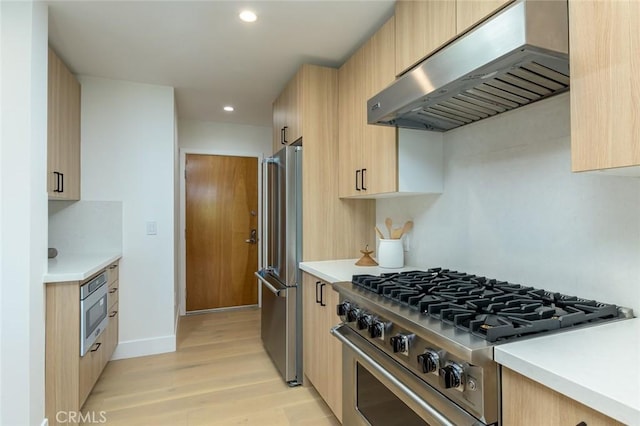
111,334,176,360
41,418,49,426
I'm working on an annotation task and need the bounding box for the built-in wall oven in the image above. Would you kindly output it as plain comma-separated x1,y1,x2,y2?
80,271,109,356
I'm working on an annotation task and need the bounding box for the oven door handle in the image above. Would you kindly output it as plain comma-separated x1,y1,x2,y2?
331,325,457,426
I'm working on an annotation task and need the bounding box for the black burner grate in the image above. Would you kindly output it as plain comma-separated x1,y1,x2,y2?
351,268,621,342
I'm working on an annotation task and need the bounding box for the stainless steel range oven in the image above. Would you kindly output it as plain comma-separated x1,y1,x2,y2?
331,268,633,425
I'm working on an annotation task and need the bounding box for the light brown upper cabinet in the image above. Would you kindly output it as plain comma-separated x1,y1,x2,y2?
340,18,397,198
395,0,513,76
395,0,456,76
570,0,640,174
456,0,513,35
339,17,443,199
272,72,301,153
48,47,81,200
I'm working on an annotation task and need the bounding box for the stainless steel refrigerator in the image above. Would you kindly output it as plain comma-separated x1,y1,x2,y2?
255,142,302,386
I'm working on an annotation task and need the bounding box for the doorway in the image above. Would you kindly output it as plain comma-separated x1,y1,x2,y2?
184,153,259,312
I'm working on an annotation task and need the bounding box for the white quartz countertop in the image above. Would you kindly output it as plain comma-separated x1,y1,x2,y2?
495,318,640,425
299,258,426,284
44,252,122,283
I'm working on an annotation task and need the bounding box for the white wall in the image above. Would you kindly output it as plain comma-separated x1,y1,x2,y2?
0,1,48,424
80,76,176,359
179,119,271,154
48,200,123,254
377,93,640,313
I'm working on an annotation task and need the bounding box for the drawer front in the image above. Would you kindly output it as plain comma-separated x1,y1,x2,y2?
108,280,119,310
107,261,119,286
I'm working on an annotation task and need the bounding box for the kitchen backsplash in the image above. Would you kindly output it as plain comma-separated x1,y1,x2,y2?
48,200,123,255
377,93,640,314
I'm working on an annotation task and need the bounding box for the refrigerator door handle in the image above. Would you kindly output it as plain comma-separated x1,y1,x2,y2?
255,272,286,298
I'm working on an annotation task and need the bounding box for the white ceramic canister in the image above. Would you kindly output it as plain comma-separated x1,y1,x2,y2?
377,239,404,268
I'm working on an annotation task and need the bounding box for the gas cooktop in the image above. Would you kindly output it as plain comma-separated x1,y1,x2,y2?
351,267,629,342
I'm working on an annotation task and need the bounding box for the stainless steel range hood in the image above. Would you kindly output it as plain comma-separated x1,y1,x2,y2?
367,0,569,132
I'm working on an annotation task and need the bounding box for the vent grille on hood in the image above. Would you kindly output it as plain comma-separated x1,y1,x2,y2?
368,0,570,132
417,61,569,129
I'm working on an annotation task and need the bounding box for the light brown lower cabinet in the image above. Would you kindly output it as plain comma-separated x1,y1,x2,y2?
46,261,119,426
501,367,623,426
302,272,342,422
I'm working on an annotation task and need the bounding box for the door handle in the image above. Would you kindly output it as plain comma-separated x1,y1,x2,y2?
355,169,361,191
245,228,258,244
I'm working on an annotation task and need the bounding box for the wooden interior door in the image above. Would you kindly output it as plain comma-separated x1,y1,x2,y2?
186,154,259,311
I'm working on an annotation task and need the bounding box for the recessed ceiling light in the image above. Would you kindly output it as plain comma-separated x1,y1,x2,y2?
223,106,234,112
239,10,257,23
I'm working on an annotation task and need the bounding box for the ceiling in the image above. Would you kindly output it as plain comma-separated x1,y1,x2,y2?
47,0,395,128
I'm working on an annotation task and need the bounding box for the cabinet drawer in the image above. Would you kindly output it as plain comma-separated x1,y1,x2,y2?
78,331,107,407
105,303,119,362
108,280,119,311
107,262,119,286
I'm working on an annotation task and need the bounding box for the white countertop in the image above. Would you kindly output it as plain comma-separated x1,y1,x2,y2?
44,252,122,283
299,258,426,284
495,318,640,425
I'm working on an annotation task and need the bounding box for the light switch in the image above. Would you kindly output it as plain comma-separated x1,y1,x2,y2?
146,221,157,235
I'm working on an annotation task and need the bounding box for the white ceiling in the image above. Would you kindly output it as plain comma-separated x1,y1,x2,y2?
47,0,395,127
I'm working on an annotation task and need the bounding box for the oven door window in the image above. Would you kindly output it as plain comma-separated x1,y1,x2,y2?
356,362,430,426
85,294,107,339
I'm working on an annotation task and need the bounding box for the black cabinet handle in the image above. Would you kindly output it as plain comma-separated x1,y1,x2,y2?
315,281,321,303
320,283,326,306
90,342,101,352
60,172,64,193
53,171,62,193
109,310,118,318
109,287,118,294
362,168,367,191
281,126,288,145
576,423,587,426
355,169,361,191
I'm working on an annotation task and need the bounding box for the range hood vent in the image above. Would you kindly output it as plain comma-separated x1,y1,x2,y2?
368,0,569,132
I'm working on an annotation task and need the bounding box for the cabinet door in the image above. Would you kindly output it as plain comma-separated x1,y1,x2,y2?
456,0,512,35
502,367,624,426
272,96,283,154
338,48,365,198
284,72,302,144
48,48,81,200
323,287,342,422
570,0,640,172
395,0,456,76
363,17,398,196
302,273,326,392
78,331,107,407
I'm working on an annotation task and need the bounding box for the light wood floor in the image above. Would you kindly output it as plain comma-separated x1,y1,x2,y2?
82,308,340,425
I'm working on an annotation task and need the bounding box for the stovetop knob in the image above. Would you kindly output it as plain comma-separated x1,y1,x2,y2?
439,362,464,390
357,313,372,330
417,349,440,374
336,301,350,317
346,307,360,323
368,320,385,339
389,333,412,355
